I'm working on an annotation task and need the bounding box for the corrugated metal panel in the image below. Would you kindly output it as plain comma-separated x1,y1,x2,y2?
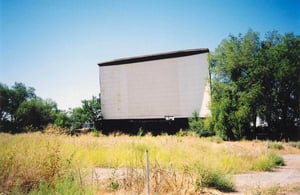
99,52,210,119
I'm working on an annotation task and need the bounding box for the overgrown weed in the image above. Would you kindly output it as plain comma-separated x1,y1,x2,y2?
267,141,284,150
29,173,94,195
252,153,284,171
289,141,300,149
0,133,74,193
0,132,293,194
208,135,224,143
195,166,234,192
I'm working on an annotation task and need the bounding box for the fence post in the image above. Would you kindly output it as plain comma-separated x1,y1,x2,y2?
146,149,150,195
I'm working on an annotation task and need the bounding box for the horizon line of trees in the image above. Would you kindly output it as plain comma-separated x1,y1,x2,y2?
1,30,299,140
0,82,101,133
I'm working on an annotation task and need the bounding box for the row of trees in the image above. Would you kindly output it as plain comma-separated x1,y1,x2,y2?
208,30,300,140
1,30,299,139
0,82,101,133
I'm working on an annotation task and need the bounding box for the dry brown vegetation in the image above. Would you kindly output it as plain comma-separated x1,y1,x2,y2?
0,132,299,194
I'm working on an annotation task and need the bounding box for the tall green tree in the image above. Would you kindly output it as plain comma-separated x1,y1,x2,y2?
0,84,10,122
70,107,87,129
210,30,261,140
70,96,101,129
0,82,59,132
54,111,72,129
16,98,57,130
81,96,101,125
259,32,300,134
210,30,300,140
0,84,11,130
0,82,37,124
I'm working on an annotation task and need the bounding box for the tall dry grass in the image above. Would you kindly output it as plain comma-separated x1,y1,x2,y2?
0,132,296,194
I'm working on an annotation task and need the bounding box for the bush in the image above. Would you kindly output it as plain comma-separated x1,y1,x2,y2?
0,138,72,193
252,153,284,171
189,112,214,137
195,167,234,192
137,127,143,136
209,136,224,143
267,142,284,150
288,141,300,149
175,128,185,137
54,112,71,129
29,174,93,195
269,153,285,166
106,169,121,191
92,128,102,137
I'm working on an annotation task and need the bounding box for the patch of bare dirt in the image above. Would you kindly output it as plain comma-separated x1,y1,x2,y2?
232,154,300,194
91,155,300,194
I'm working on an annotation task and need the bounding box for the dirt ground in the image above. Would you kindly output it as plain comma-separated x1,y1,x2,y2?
93,154,300,194
232,154,300,194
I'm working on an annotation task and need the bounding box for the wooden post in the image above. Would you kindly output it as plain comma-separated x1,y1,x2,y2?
146,149,150,195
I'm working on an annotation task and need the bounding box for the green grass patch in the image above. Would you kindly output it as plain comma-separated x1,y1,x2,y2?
29,174,94,195
252,153,284,171
195,166,234,192
289,141,300,149
267,141,284,150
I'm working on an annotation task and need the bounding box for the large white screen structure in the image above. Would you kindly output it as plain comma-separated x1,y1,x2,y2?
98,49,210,120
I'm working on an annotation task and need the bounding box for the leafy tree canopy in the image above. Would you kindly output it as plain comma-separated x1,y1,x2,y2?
70,96,101,129
0,82,102,133
0,82,57,132
210,30,300,140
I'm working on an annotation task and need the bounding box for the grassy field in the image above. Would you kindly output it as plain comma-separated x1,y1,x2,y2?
1,132,299,194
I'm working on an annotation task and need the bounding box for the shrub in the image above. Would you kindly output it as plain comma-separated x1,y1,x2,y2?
269,153,285,166
30,174,93,195
209,135,224,143
188,112,214,137
252,153,284,171
175,128,184,137
0,137,72,193
54,112,72,129
108,170,120,191
137,127,143,136
195,166,234,192
92,128,102,137
267,142,284,150
288,141,300,149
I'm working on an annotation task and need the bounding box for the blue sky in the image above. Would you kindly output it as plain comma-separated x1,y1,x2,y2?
1,0,299,110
